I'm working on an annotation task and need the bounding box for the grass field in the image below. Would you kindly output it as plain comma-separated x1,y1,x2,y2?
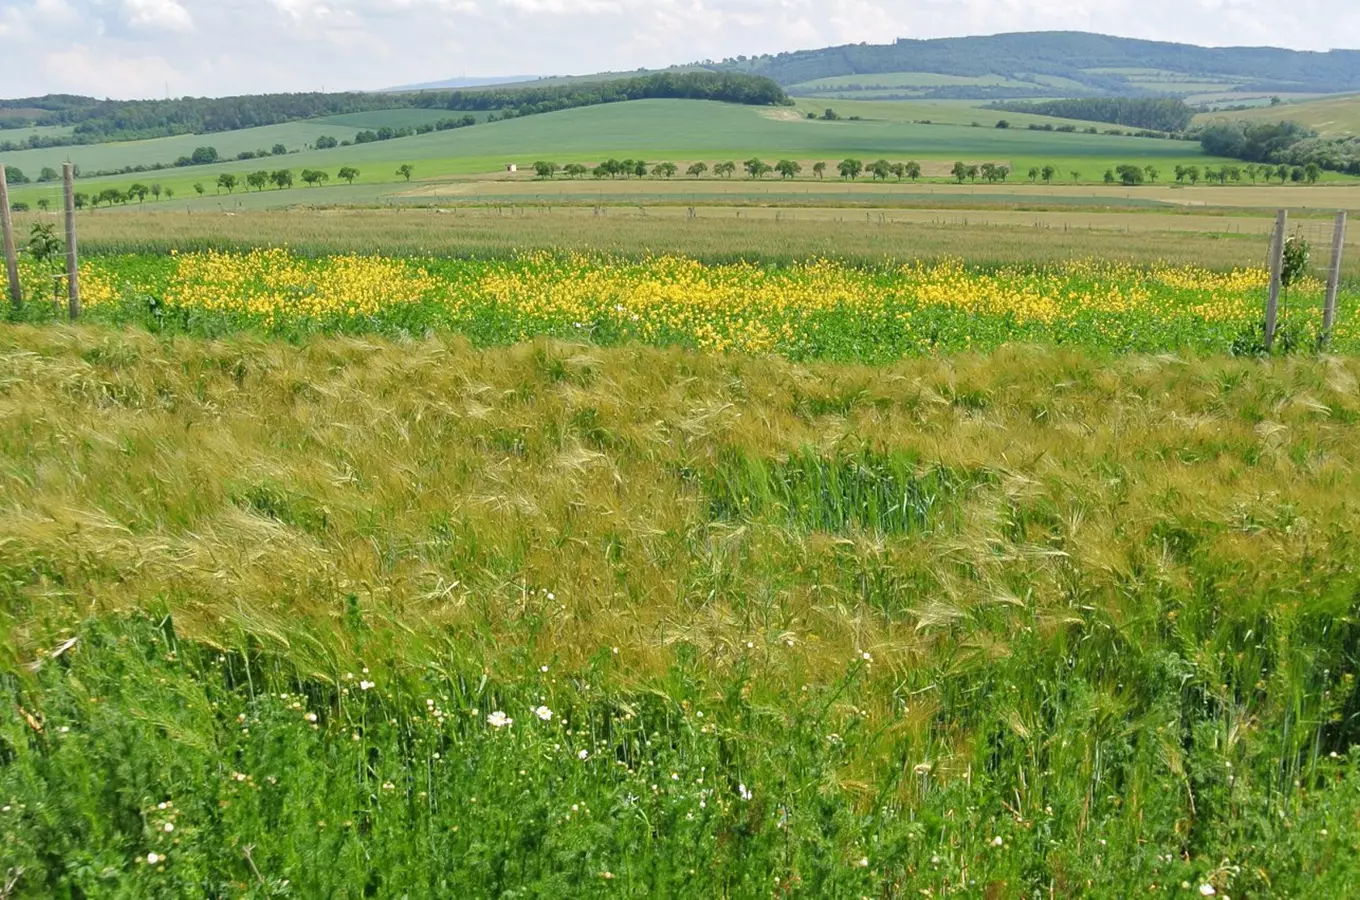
1193,93,1360,138
2,327,1360,896
1,99,1257,210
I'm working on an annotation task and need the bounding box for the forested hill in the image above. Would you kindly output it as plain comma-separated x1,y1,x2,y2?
709,32,1360,97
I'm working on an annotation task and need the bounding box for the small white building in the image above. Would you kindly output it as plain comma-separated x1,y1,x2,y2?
505,164,517,173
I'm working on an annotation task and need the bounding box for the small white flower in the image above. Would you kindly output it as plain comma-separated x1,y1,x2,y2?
611,647,619,655
1199,886,1216,897
146,853,162,865
578,749,589,760
304,713,318,723
861,651,872,662
487,711,513,728
359,680,374,691
913,762,932,775
540,665,549,673
535,706,553,722
738,783,753,801
746,641,754,649
991,836,1003,847
857,857,869,867
163,823,174,833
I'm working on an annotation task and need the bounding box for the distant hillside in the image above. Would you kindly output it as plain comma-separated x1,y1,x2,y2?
705,32,1360,101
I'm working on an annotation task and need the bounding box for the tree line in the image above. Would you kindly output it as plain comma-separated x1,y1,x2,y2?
12,164,416,210
527,158,928,181
0,73,788,151
987,98,1195,133
1197,120,1360,176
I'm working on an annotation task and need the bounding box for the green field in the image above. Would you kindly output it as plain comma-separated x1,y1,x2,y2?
1193,92,1360,138
788,72,1029,93
1,99,1259,211
0,120,372,176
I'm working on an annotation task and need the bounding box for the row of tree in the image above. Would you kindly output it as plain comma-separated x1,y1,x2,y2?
24,164,415,209
529,158,928,181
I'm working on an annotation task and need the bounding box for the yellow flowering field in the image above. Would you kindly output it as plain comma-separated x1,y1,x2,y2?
21,248,1355,356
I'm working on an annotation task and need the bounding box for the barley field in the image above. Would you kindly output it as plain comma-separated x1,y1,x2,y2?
2,328,1359,897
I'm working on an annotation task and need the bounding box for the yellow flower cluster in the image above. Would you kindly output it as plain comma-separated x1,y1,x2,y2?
53,249,1353,356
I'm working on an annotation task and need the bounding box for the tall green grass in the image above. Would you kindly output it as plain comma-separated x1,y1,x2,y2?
2,330,1360,896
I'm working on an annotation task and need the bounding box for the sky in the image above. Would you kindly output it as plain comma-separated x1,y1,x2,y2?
0,0,1357,100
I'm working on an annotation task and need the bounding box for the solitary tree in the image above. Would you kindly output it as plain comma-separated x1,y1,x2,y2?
686,162,708,178
338,167,360,184
632,160,649,178
396,164,414,182
1028,166,1041,183
272,143,287,156
270,169,293,190
952,161,968,184
813,162,827,179
905,161,922,182
1041,165,1057,184
889,162,905,181
966,165,980,183
1103,169,1117,184
1305,162,1322,184
129,183,150,203
1245,164,1259,184
217,173,238,194
870,159,892,181
775,159,801,179
301,169,329,187
193,183,205,196
564,164,588,178
1070,170,1080,184
653,162,678,178
247,171,270,191
838,159,863,180
1186,166,1200,185
533,161,559,179
36,198,50,212
1144,165,1159,183
73,193,88,209
1174,165,1187,183
151,183,162,201
164,188,174,200
714,161,737,178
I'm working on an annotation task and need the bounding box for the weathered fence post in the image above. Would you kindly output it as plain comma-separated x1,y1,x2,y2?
63,163,80,321
1322,211,1348,347
1265,209,1287,352
0,163,20,309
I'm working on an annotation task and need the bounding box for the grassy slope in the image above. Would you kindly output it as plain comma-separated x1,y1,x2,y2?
2,329,1359,895
0,120,370,176
5,100,1241,207
1193,92,1360,138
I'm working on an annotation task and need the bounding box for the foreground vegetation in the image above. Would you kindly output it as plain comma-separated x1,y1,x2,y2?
2,330,1359,897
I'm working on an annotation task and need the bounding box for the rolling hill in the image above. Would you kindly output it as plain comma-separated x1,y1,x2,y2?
709,32,1360,100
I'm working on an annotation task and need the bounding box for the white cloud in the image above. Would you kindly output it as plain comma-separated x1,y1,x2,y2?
0,0,1355,98
122,0,194,33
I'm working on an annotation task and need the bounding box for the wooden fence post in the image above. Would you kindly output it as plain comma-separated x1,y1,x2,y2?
1322,211,1348,347
1265,209,1287,352
63,163,80,321
0,163,20,309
